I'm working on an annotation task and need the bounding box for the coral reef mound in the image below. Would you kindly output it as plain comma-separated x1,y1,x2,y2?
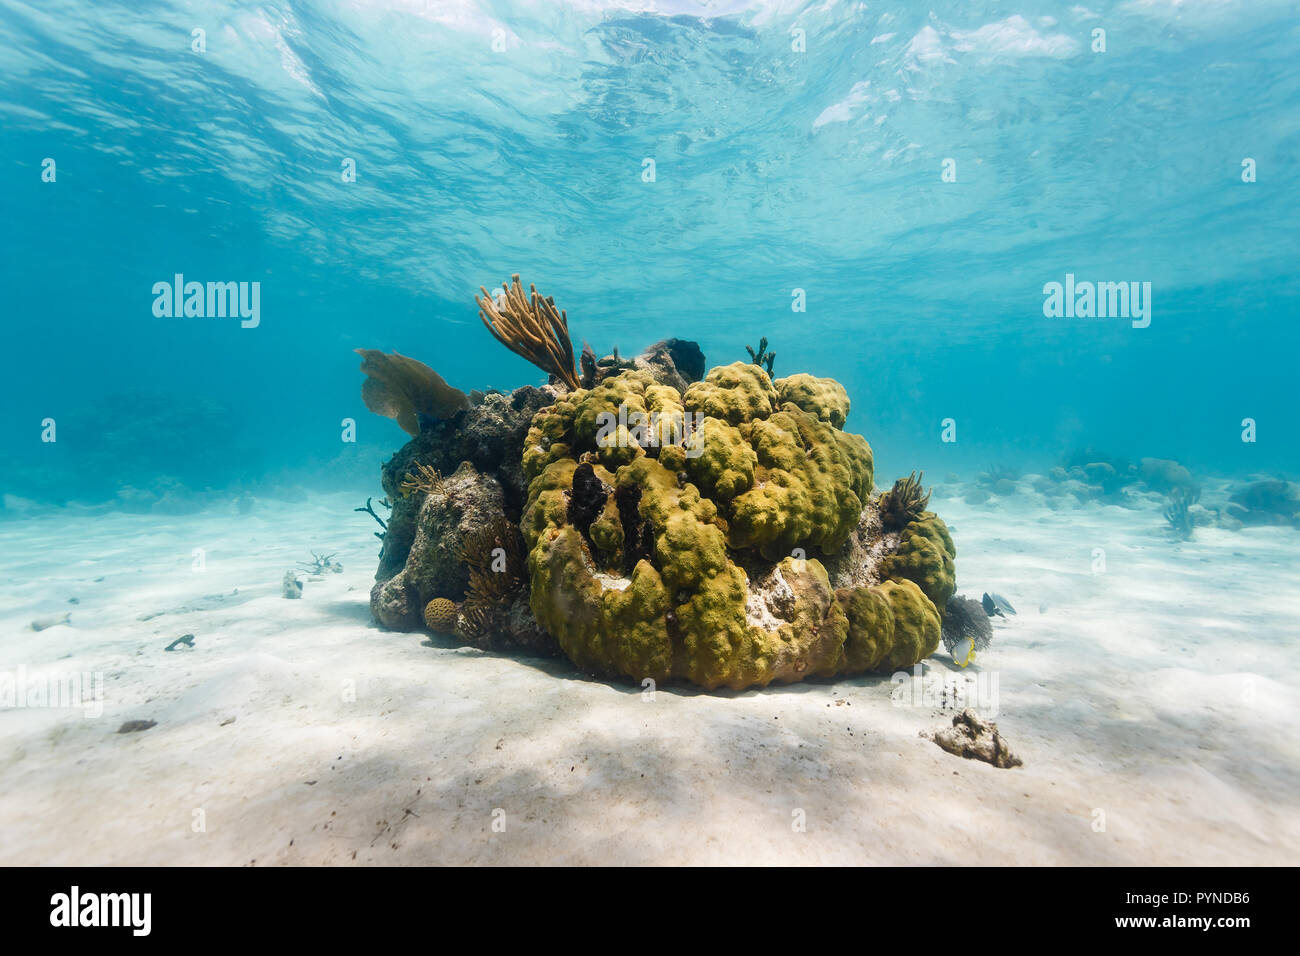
517,361,955,690
362,298,959,691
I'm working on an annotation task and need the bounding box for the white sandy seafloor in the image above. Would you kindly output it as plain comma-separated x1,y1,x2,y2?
1,483,1297,866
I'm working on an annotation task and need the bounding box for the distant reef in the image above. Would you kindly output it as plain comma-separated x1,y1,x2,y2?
359,275,958,691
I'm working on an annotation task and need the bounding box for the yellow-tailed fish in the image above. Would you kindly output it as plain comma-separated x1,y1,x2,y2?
952,637,976,668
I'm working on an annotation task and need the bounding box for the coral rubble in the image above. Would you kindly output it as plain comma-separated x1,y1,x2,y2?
299,551,342,575
282,571,303,599
925,708,1022,768
1041,451,1198,505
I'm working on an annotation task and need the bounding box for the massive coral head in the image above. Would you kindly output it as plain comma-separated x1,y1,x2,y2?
518,363,955,690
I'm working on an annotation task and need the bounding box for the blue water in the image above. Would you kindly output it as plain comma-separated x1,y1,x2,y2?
3,0,1298,506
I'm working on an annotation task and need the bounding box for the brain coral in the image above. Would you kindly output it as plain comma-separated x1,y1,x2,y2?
423,596,458,633
519,363,957,690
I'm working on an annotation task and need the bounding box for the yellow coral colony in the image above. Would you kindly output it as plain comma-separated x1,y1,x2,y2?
519,362,956,690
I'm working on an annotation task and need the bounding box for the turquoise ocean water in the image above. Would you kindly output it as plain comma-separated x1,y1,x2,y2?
3,0,1298,505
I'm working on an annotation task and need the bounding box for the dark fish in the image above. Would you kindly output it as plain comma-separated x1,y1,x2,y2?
982,592,1017,617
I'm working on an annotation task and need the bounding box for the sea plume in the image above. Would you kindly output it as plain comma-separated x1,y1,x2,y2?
475,274,580,390
878,471,931,531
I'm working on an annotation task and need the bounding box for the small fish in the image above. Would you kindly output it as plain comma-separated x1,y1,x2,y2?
982,592,1017,617
951,637,976,668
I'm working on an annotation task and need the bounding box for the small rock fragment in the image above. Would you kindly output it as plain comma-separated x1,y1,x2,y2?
925,708,1022,769
30,613,71,631
117,720,157,734
164,634,195,652
282,571,304,599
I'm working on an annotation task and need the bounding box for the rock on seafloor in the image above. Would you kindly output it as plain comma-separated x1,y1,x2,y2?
29,612,72,631
371,461,507,631
924,708,1023,769
281,571,303,599
116,720,157,734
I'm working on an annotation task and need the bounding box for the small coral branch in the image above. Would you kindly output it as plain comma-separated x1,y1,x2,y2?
878,471,931,531
745,336,775,376
355,497,389,538
1163,486,1199,540
298,551,342,574
475,274,580,390
400,462,445,499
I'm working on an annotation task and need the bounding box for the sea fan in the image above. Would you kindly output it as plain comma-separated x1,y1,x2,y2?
941,595,993,666
355,350,469,436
